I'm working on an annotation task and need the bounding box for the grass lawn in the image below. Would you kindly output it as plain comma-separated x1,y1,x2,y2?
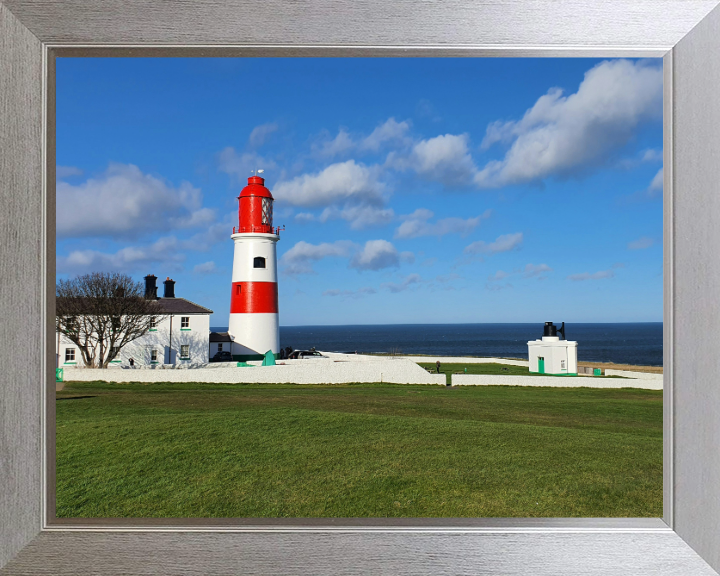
56,381,662,518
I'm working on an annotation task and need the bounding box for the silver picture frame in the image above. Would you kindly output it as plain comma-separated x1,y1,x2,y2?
2,1,720,573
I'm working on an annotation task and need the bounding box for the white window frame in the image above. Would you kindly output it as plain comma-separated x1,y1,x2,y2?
180,345,190,359
180,317,190,329
64,348,75,362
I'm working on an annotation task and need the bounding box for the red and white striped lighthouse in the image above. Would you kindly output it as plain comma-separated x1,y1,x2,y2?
228,175,281,361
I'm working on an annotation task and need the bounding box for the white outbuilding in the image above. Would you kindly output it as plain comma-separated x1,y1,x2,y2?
528,322,578,376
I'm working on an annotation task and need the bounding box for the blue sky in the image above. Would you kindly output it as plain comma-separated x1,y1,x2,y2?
56,58,663,326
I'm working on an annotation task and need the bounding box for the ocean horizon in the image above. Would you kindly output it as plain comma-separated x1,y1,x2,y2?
210,322,663,367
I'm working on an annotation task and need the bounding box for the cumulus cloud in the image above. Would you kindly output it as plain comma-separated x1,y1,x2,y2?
395,208,491,239
280,240,355,275
313,118,412,158
57,236,185,275
400,133,478,184
464,232,523,255
218,147,278,181
641,148,663,163
476,59,663,187
381,273,422,293
628,236,654,250
487,263,552,283
317,205,396,230
350,239,406,271
192,261,217,274
56,165,83,179
248,122,279,148
56,163,216,240
273,160,386,208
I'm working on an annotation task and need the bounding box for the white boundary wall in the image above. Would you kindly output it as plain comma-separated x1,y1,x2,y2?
451,374,663,390
62,356,446,386
605,369,664,380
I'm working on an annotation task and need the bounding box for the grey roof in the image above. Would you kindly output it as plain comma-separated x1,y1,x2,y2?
155,298,213,315
209,331,233,343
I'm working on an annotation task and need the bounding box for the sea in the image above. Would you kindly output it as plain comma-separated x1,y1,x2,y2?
210,323,663,367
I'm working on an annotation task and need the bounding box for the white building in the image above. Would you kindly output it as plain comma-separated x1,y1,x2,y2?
57,275,213,368
528,322,578,376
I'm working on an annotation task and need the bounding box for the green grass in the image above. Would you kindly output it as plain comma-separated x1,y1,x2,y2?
56,381,662,518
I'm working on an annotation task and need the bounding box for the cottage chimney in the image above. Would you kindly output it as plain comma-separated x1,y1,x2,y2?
163,277,176,298
144,274,158,299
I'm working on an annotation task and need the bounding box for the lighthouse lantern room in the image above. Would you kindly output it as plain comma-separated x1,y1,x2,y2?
228,175,282,361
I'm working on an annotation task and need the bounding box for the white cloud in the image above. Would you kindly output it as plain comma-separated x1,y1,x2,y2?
56,165,83,179
248,123,279,148
313,118,412,158
523,263,553,278
318,205,396,230
648,167,663,197
567,268,616,281
192,261,217,274
641,148,663,163
56,164,216,240
360,118,412,152
489,270,512,281
381,273,422,293
280,240,355,275
57,236,185,275
395,208,491,239
464,232,524,255
218,147,278,181
350,239,406,271
409,133,478,183
273,160,386,208
476,59,663,187
628,236,654,250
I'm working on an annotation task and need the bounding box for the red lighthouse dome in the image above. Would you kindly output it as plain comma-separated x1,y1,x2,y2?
236,176,275,234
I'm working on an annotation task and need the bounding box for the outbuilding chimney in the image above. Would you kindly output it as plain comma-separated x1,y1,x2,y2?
163,277,176,298
144,274,158,299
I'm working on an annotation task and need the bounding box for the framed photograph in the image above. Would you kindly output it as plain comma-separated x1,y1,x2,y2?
2,1,720,574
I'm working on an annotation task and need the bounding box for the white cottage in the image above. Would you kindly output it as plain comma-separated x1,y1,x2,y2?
56,275,213,368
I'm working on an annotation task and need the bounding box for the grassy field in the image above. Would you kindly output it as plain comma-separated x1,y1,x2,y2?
56,381,662,518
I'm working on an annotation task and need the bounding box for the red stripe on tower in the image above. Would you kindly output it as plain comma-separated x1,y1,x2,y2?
230,282,278,314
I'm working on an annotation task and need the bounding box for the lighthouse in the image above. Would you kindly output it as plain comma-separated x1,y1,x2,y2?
228,174,281,361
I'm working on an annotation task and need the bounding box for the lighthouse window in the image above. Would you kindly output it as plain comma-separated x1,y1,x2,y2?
261,197,272,226
254,257,266,269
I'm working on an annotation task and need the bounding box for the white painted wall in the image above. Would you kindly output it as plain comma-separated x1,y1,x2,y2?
528,337,577,374
452,374,662,390
56,313,210,368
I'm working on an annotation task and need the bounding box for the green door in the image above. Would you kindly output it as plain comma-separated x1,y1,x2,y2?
538,357,545,374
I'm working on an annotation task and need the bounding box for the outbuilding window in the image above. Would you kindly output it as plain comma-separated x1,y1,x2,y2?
181,317,189,329
65,348,75,362
180,345,190,359
218,343,223,352
150,349,158,363
254,257,266,269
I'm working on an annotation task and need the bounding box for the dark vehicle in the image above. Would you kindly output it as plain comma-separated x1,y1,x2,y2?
211,351,233,362
287,350,327,359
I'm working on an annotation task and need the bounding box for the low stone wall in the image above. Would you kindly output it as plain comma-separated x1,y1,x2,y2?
604,369,664,380
62,357,446,386
451,374,663,390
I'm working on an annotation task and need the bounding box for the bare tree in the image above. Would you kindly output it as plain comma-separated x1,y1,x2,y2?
56,272,167,368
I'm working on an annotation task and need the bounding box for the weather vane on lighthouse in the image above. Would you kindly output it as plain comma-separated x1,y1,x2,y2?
227,171,282,362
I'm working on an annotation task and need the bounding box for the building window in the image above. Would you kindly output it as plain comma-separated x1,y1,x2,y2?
151,349,158,363
181,317,189,329
236,284,241,295
217,343,223,352
65,348,75,362
180,345,190,359
253,257,266,269
149,318,157,330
